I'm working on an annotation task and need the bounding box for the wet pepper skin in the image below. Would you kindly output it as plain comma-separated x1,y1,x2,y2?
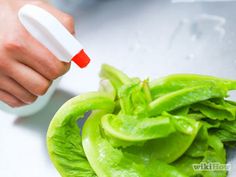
47,64,236,177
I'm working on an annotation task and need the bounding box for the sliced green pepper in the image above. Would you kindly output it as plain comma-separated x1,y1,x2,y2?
47,93,115,177
47,64,236,177
149,84,227,116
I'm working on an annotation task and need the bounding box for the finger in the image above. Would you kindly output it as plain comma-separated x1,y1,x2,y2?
6,61,52,96
12,1,72,80
4,18,71,81
16,38,71,80
0,89,25,108
0,74,37,104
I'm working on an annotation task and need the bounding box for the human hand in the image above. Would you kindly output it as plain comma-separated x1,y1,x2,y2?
0,0,74,107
